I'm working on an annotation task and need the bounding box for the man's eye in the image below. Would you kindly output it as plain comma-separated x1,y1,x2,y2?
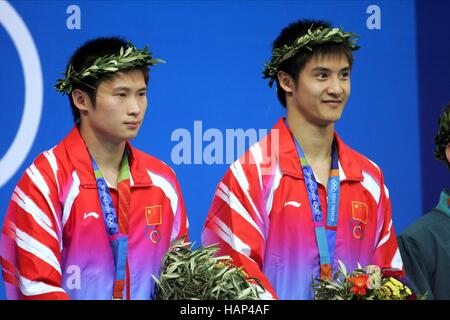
317,73,328,79
116,93,126,97
341,72,349,79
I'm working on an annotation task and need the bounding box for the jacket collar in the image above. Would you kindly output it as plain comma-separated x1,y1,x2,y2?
436,188,450,217
272,118,364,181
62,126,153,188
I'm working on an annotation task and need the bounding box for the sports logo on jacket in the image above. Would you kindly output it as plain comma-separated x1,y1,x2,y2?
351,201,368,239
83,212,100,220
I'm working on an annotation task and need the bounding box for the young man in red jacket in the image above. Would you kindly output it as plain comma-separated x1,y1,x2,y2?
202,20,403,300
1,37,188,299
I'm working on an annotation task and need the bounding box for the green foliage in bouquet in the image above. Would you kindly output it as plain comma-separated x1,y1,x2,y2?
312,260,426,300
152,238,265,300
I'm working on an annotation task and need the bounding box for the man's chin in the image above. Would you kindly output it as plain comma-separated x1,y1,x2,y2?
125,133,139,141
326,110,344,123
120,131,139,141
317,115,342,127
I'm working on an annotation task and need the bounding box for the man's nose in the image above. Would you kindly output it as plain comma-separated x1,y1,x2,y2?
127,97,141,116
326,77,344,97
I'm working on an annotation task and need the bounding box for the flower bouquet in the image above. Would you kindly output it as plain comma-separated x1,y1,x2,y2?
312,260,425,300
152,238,265,300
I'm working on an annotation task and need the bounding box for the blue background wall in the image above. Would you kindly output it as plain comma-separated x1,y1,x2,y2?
0,0,448,299
416,0,450,213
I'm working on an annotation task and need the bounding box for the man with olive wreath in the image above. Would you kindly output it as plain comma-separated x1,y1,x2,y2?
202,20,404,300
0,37,188,300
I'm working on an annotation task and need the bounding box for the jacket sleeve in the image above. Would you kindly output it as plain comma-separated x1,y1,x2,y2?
169,174,189,243
371,173,404,274
201,157,278,299
397,233,434,299
0,158,70,300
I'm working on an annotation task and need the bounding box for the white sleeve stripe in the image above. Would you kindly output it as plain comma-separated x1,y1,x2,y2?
13,186,52,227
26,164,61,232
230,161,264,224
19,275,66,296
361,171,381,205
15,227,61,275
62,172,80,229
211,216,253,259
12,188,58,241
26,164,49,194
217,182,265,239
170,216,188,241
43,149,63,248
376,219,393,249
265,161,282,216
250,144,263,190
147,170,178,217
375,214,384,243
391,248,403,270
384,184,390,199
147,170,181,240
43,149,59,194
170,214,183,242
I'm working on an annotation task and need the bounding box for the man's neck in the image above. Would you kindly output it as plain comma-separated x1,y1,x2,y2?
79,122,126,187
286,110,335,163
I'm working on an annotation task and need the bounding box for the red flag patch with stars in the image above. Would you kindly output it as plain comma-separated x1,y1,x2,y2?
352,201,368,224
145,205,162,225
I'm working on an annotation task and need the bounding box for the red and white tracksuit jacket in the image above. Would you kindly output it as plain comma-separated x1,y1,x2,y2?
202,118,403,300
1,127,188,299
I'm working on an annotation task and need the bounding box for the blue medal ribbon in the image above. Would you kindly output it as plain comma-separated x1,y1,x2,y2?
294,138,340,279
92,153,130,299
286,119,341,280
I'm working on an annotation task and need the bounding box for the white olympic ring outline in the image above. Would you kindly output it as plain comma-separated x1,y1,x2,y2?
0,1,43,188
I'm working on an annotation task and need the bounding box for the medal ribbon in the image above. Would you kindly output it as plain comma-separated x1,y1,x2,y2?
92,152,131,299
291,133,340,280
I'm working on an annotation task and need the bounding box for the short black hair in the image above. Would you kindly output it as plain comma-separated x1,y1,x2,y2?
65,37,149,123
434,103,450,170
272,19,355,107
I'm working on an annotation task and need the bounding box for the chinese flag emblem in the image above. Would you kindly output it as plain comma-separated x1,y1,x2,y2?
352,201,368,224
145,205,162,225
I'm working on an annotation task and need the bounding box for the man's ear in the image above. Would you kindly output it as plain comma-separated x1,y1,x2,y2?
277,71,295,94
71,89,92,113
445,143,450,165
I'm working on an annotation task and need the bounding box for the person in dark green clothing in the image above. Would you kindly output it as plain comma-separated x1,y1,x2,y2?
398,103,450,300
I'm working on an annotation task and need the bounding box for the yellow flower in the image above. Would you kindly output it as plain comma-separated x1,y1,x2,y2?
377,286,392,300
405,286,412,295
378,277,412,299
389,277,405,289
378,279,401,299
